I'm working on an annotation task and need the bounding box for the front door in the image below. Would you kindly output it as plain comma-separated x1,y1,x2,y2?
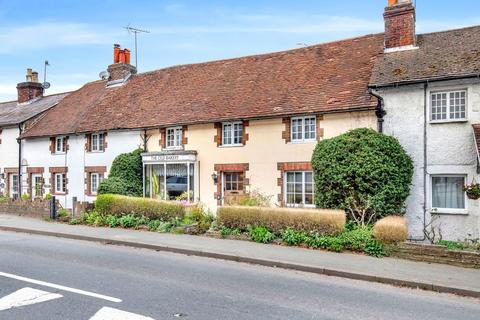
222,172,246,205
9,173,18,198
31,174,43,198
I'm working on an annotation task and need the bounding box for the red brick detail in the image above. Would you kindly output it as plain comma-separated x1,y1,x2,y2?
213,123,222,146
85,166,107,196
316,115,324,141
182,125,188,145
4,167,18,197
159,128,166,149
85,133,92,151
384,2,416,49
49,137,55,154
277,162,312,205
49,166,68,195
282,118,291,143
242,120,249,145
214,163,249,205
26,167,44,197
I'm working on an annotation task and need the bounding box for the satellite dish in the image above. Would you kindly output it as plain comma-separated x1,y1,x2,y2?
99,70,110,80
42,82,51,89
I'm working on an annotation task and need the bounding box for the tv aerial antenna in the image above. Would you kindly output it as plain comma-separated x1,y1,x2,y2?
42,60,51,89
124,25,150,69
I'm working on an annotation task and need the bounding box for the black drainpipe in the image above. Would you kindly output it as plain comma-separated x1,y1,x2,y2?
368,88,386,133
17,123,22,199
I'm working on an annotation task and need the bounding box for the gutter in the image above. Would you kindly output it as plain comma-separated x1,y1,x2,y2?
369,73,480,89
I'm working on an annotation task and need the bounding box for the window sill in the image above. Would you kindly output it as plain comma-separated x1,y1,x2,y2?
164,146,184,151
285,204,315,209
430,208,468,215
219,144,244,148
288,140,317,144
429,119,468,124
53,152,66,155
88,150,105,153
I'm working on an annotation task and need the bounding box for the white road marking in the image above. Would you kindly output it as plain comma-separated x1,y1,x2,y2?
0,287,62,311
89,307,155,320
0,271,121,303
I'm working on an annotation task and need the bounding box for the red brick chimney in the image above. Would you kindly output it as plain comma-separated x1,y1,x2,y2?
17,68,44,103
384,0,416,51
107,44,137,82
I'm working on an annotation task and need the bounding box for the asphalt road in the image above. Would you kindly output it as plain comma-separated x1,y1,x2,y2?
0,231,479,320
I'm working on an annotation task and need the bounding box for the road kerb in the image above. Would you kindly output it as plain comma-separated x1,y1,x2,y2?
0,225,478,299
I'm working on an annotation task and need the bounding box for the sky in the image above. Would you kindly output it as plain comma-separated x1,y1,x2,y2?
0,0,479,101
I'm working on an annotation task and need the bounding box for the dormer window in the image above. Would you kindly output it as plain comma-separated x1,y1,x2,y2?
91,133,105,152
291,116,316,142
166,127,182,149
55,136,66,154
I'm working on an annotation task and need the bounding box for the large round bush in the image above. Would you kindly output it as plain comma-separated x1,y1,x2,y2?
311,128,413,226
98,149,143,197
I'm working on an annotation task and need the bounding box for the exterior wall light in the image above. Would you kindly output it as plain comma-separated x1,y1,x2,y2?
211,172,218,184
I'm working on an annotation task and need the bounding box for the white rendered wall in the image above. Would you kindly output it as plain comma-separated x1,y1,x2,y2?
22,130,142,208
0,126,20,195
378,78,480,241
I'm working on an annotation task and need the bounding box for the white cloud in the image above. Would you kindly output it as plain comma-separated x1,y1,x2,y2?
0,23,116,53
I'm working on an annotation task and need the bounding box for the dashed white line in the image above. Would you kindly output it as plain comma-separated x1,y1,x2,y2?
0,287,62,311
0,271,121,303
89,307,155,320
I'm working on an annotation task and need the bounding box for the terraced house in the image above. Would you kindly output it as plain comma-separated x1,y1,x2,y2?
0,69,68,199
4,0,479,241
19,35,381,210
370,1,480,241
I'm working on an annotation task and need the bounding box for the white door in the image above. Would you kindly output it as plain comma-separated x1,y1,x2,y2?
9,173,18,198
31,174,43,198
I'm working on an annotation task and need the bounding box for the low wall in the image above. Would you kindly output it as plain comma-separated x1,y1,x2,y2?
390,243,480,269
0,198,54,219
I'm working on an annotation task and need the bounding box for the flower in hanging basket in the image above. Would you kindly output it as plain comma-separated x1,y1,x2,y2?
463,183,480,200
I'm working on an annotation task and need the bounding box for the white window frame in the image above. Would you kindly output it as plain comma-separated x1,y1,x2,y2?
54,173,66,194
91,133,105,152
222,122,243,146
284,171,314,208
290,116,316,142
55,136,66,154
166,126,183,149
10,173,19,197
90,172,103,195
430,90,467,122
430,174,467,215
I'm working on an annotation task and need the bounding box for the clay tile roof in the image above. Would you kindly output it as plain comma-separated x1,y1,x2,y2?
0,92,69,127
370,25,480,87
21,33,384,138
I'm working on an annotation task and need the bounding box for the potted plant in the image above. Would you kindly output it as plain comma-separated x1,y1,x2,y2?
463,182,480,200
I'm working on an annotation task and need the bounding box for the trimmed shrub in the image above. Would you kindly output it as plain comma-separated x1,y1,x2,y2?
98,149,143,197
373,216,408,243
217,206,345,235
95,194,185,221
312,128,413,226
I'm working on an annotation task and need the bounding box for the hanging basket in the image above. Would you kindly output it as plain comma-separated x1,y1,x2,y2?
463,182,480,200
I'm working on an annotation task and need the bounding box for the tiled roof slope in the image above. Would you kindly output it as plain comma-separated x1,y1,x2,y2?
0,93,68,127
370,26,480,87
22,33,384,138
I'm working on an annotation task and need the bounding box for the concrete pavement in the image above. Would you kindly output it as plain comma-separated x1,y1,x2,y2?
0,214,479,298
1,231,480,320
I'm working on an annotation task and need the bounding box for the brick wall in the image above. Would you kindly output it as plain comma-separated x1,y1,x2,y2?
384,2,416,49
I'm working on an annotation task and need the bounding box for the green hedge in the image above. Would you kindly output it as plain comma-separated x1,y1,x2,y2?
95,194,185,221
217,206,345,235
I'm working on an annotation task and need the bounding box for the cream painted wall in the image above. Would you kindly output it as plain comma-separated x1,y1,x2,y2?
147,111,376,211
